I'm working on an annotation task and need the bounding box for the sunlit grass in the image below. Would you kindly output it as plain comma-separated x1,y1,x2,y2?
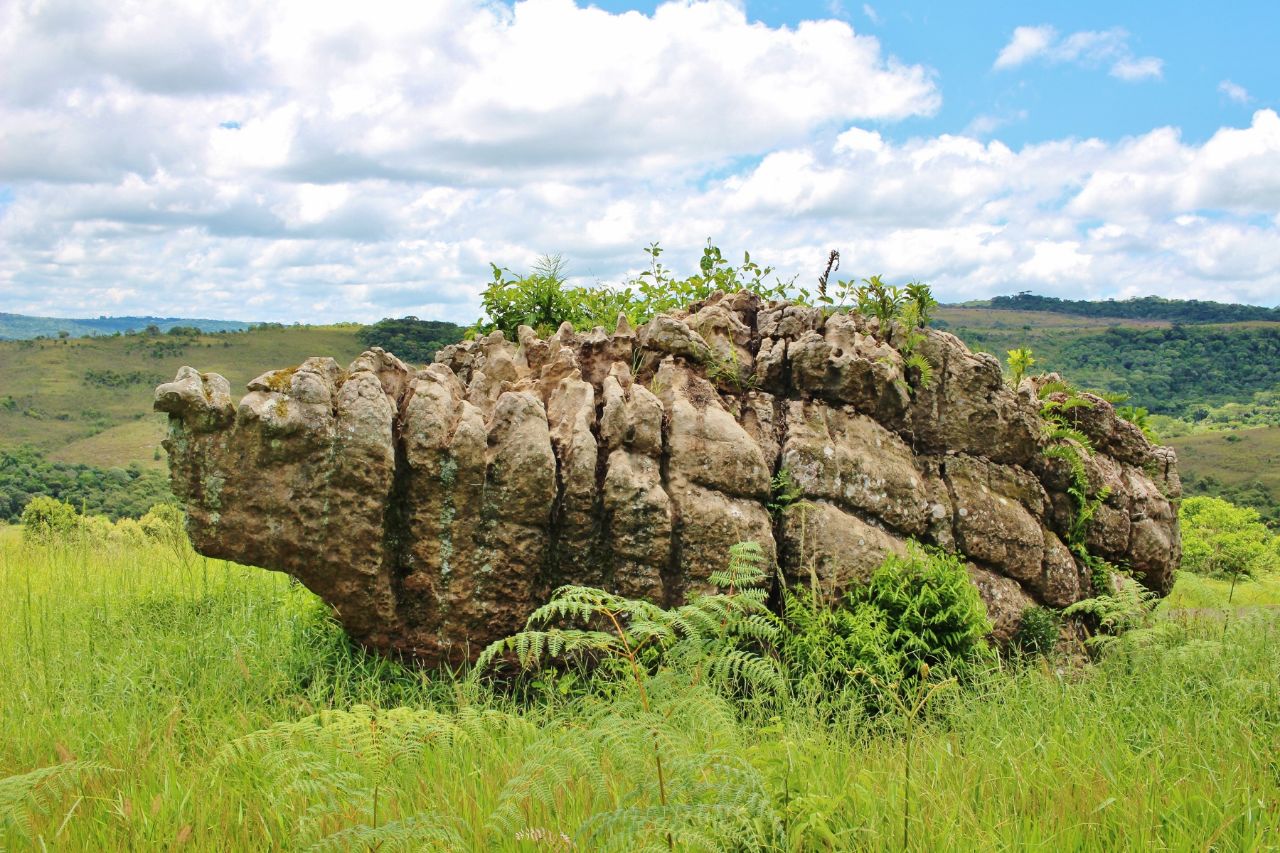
2,525,1278,850
1160,569,1280,610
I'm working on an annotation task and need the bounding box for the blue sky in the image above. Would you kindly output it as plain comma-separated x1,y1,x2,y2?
1,0,1278,321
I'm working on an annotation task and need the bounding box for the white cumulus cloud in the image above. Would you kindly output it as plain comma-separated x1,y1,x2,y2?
0,0,1276,325
994,24,1163,82
1219,80,1251,104
994,25,1057,69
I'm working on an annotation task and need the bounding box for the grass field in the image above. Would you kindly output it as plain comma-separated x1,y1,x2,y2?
2,526,1278,850
1169,426,1280,494
934,306,1173,332
1168,426,1280,525
0,326,367,467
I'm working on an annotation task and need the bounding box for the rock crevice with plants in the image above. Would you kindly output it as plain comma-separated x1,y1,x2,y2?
156,291,1182,666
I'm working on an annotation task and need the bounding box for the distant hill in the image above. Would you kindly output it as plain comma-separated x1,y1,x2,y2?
0,324,370,469
956,293,1280,324
0,312,252,340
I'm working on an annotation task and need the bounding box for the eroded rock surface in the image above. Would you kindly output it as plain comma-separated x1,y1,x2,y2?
157,293,1182,665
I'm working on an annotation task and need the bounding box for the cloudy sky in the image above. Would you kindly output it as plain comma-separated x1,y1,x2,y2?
1,0,1277,323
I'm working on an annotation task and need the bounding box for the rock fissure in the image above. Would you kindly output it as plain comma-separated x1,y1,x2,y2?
156,292,1181,666
658,398,682,608
590,394,611,590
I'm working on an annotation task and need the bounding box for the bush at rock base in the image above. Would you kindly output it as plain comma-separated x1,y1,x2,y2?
777,544,994,711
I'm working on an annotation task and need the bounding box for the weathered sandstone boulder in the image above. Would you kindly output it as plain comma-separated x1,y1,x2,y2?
156,293,1182,664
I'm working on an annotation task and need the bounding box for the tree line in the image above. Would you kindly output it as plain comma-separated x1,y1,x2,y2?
0,447,173,523
982,293,1280,324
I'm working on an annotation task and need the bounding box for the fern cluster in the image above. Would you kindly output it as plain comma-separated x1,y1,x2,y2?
217,704,520,850
1063,578,1159,654
477,542,781,694
775,587,901,706
469,542,785,848
1036,378,1120,594
1,760,110,842
850,544,993,680
774,543,993,718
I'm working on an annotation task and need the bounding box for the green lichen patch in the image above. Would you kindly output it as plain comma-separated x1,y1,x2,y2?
265,366,299,393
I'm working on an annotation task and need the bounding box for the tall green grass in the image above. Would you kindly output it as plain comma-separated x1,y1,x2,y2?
2,525,1278,850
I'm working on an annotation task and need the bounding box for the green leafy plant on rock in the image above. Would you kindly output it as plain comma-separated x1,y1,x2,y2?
855,275,905,327
1006,347,1036,387
1116,404,1159,442
904,281,938,328
767,468,806,519
477,253,578,338
1012,606,1062,658
1036,380,1111,570
897,300,936,390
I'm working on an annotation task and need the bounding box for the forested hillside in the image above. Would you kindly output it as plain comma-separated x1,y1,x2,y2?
357,316,465,363
0,447,170,522
962,293,1280,323
938,318,1280,416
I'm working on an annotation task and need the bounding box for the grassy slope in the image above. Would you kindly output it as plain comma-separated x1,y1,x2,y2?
935,305,1172,332
0,326,366,468
1160,569,1280,610
1,530,1277,850
1167,425,1280,493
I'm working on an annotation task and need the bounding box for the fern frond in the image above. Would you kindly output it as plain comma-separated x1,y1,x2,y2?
304,813,466,853
1036,379,1076,399
709,541,768,589
904,352,934,389
1043,395,1094,414
704,649,786,696
0,760,111,839
217,704,527,847
476,629,618,672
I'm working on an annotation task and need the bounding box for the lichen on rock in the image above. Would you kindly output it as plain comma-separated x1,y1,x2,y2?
156,292,1182,666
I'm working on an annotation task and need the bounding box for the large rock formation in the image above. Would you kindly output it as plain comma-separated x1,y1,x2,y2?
156,293,1181,665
